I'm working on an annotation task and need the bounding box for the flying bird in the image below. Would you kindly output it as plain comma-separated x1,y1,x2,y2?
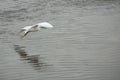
20,22,53,39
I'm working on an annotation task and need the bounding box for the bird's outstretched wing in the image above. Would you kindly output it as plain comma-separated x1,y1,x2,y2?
32,25,38,28
40,26,47,29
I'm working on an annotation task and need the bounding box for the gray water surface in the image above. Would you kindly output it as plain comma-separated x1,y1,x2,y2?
0,0,120,80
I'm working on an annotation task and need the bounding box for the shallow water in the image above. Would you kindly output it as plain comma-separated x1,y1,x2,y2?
0,0,120,80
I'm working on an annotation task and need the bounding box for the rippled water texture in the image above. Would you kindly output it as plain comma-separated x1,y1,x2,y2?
0,0,120,80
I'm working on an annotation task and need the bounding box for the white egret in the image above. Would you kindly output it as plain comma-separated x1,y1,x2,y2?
20,22,53,39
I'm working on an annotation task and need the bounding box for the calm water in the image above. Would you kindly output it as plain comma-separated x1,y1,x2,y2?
0,0,120,80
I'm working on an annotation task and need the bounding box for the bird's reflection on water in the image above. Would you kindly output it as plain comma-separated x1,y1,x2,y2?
14,45,47,71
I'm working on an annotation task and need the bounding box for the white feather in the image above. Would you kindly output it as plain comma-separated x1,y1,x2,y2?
20,22,53,39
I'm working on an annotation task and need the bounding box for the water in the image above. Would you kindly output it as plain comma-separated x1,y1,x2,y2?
0,0,120,80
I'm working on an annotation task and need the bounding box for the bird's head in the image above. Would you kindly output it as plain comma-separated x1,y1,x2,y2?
20,31,26,39
19,26,32,39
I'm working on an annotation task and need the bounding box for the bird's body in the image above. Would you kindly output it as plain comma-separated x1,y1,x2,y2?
20,22,53,39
